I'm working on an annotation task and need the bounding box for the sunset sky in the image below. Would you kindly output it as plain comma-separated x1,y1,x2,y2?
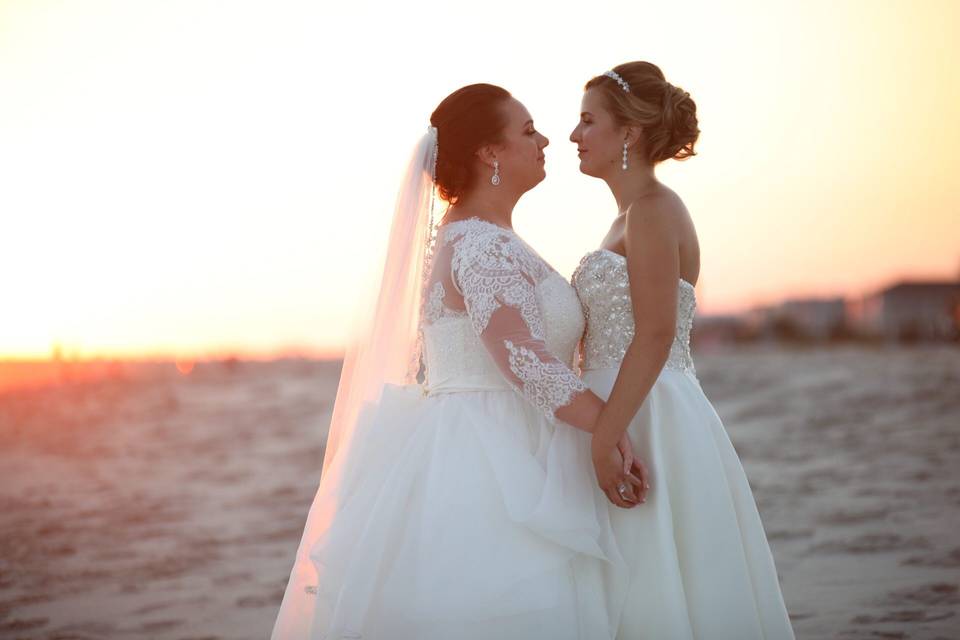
1,0,957,360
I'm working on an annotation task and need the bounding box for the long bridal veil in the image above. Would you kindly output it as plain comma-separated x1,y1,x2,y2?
271,128,439,638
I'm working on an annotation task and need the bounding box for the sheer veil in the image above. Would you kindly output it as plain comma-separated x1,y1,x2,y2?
271,127,439,638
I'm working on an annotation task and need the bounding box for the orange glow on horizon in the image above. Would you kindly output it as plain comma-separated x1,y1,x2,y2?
0,345,346,363
1,0,957,358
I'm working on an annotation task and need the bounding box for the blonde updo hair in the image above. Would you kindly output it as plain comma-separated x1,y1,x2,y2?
586,61,699,164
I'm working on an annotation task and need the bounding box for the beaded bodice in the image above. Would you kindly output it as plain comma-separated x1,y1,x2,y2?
571,248,697,375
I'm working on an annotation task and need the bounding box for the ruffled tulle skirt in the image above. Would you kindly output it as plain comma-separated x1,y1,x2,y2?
274,383,622,640
582,367,795,640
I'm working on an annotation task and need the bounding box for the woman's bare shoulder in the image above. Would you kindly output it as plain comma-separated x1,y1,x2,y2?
624,185,689,233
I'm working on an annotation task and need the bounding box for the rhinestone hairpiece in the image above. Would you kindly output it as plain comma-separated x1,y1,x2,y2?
603,70,630,93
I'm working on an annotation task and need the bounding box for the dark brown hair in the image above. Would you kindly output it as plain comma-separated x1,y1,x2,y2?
429,84,512,204
586,61,699,164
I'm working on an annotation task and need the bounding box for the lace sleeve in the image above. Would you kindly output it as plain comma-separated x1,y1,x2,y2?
451,229,600,429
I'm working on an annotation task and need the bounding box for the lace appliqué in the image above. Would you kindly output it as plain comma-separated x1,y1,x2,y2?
504,339,587,421
424,280,446,324
427,218,589,420
446,220,549,339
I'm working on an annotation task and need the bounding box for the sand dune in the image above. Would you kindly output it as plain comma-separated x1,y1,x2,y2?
1,347,957,639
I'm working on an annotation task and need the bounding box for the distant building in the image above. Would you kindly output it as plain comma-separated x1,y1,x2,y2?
736,297,847,342
853,280,960,340
693,274,960,345
737,305,781,341
691,314,748,347
778,297,847,339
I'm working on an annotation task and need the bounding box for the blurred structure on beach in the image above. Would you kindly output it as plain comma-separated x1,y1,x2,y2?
694,275,960,348
852,281,960,342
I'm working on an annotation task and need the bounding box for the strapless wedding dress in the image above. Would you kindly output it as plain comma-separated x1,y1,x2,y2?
572,248,796,640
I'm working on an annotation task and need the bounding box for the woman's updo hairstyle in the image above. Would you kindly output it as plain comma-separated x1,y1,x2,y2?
430,83,512,204
586,61,699,164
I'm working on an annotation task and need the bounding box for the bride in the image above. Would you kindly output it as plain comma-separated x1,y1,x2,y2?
570,62,796,639
271,83,644,639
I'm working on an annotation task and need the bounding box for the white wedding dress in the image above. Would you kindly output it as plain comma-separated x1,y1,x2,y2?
273,218,622,639
572,248,796,640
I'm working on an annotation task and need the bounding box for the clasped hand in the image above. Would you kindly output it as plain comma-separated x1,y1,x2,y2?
592,432,649,508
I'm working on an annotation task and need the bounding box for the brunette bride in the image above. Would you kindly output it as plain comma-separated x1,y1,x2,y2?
271,83,643,640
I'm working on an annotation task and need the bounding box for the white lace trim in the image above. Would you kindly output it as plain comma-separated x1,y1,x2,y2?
503,339,587,420
424,280,446,324
445,219,548,338
423,217,588,418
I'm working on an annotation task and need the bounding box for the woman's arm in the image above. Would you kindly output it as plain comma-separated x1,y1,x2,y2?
453,230,605,432
590,197,679,494
476,302,606,432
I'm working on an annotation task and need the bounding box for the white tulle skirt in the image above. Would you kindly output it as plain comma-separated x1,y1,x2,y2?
582,367,795,640
286,383,622,640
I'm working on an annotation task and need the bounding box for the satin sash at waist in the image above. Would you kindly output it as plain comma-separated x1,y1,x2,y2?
425,372,513,396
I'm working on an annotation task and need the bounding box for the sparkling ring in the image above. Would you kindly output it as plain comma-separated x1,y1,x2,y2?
617,483,628,496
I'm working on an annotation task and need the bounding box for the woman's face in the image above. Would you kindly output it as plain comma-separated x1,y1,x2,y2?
569,88,624,178
490,97,549,192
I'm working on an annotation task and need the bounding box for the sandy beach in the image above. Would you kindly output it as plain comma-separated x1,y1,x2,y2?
1,346,958,639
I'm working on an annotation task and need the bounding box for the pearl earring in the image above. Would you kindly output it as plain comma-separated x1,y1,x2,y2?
491,160,501,186
622,143,628,170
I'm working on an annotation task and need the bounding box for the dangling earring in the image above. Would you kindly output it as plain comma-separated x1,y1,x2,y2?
491,160,501,186
622,143,628,171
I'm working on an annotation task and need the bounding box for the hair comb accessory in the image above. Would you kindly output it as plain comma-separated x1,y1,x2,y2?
603,70,631,93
